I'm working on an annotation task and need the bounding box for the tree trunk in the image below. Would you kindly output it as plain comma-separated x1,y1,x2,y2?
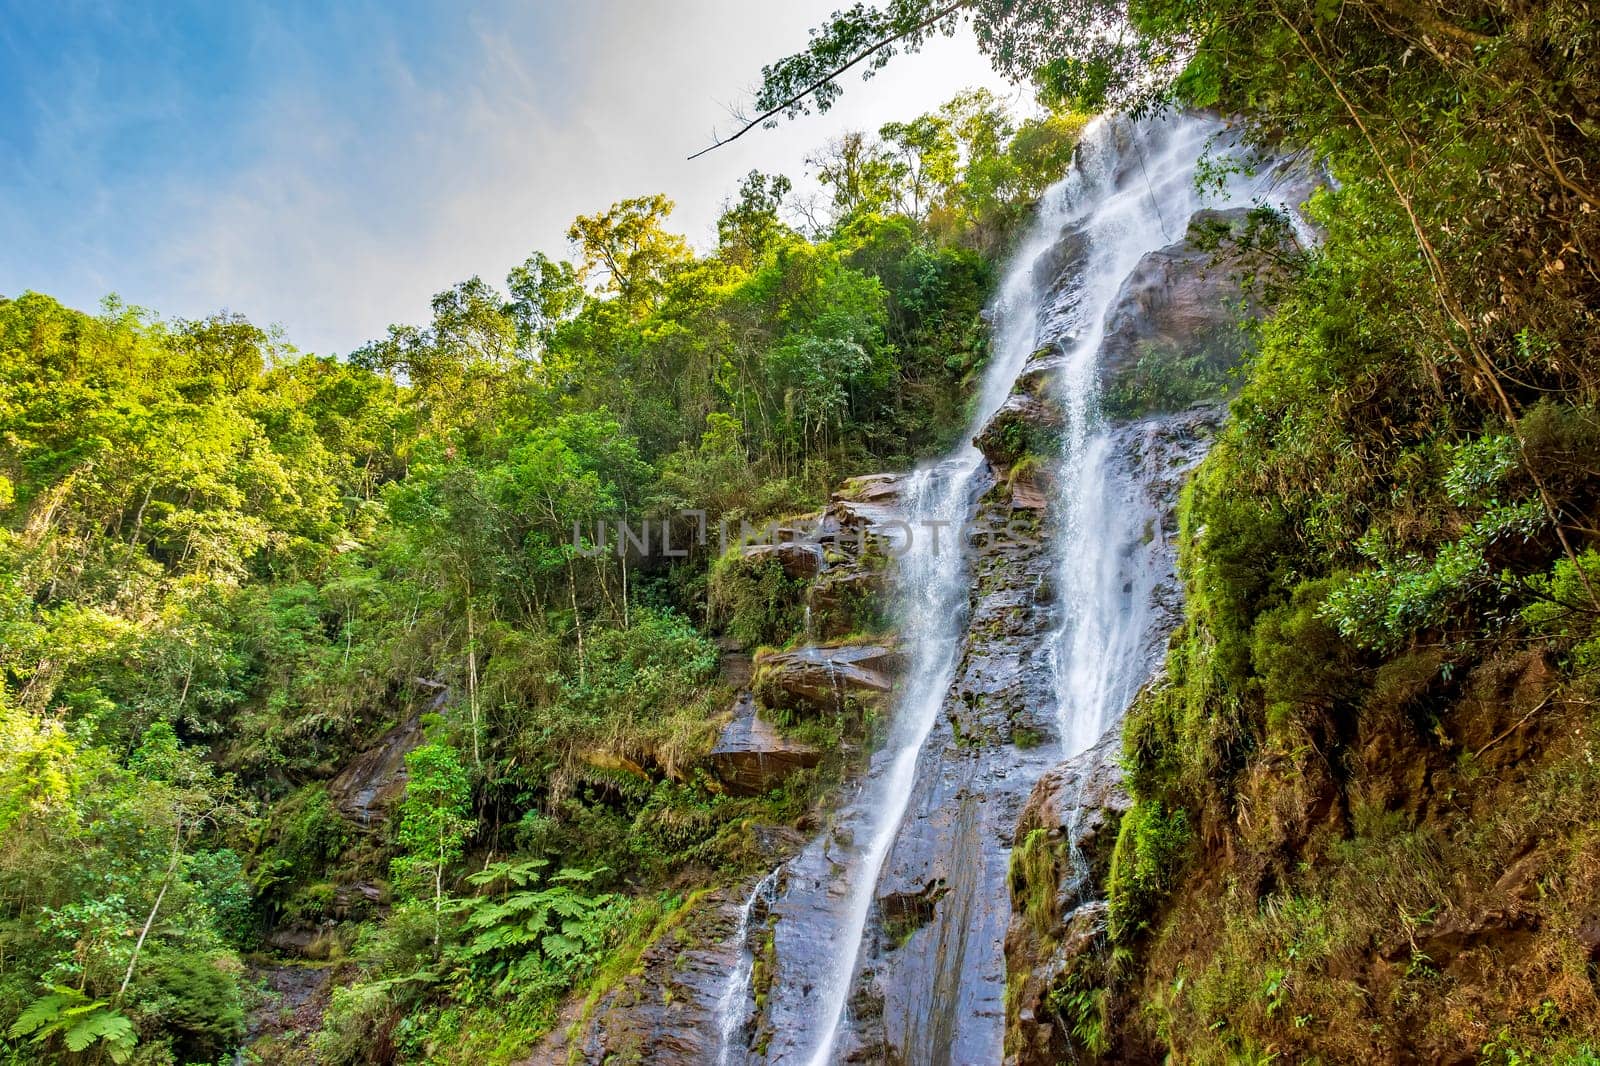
117,818,183,1004
465,585,481,769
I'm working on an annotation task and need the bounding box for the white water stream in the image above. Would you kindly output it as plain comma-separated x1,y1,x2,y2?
1044,114,1270,759
718,112,1302,1065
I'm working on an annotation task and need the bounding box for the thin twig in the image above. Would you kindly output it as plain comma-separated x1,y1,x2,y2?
687,0,970,160
1473,695,1552,759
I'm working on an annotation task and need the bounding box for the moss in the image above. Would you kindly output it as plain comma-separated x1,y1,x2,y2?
1012,724,1044,749
1102,328,1245,420
1009,827,1063,946
1044,963,1112,1058
1106,800,1191,943
708,552,807,648
250,783,356,918
564,890,713,1065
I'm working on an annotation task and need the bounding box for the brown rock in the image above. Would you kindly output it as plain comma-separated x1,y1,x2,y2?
1010,477,1048,510
705,694,822,795
752,642,901,715
806,567,887,640
974,392,1064,470
1096,207,1297,417
1004,734,1132,1066
741,540,824,580
327,712,424,826
518,888,751,1066
830,473,908,531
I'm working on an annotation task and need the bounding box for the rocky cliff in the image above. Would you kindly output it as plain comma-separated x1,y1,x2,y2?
544,121,1309,1065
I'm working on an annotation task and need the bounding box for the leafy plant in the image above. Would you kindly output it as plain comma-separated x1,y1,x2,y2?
8,986,137,1063
457,860,620,996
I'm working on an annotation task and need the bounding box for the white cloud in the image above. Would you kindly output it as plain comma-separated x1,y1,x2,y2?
7,0,1022,356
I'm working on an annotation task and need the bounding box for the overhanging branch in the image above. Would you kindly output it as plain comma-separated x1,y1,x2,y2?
688,0,972,161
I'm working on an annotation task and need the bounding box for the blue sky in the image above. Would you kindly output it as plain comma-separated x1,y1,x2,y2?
0,1,1013,356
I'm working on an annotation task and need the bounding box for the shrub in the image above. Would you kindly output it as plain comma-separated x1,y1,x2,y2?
1107,800,1191,943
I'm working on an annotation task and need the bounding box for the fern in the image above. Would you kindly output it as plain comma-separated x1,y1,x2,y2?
465,857,549,890
8,986,136,1063
453,864,619,990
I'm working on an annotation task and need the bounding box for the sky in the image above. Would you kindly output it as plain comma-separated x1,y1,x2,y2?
0,1,1021,357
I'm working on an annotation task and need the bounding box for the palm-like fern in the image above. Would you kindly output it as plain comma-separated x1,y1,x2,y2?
9,986,137,1063
458,860,616,990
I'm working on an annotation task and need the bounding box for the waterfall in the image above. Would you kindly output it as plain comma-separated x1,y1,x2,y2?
715,868,781,1066
763,133,1082,1066
1046,115,1246,758
735,112,1302,1064
1045,113,1313,762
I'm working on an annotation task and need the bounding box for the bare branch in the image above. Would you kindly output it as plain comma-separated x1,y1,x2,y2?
688,0,971,161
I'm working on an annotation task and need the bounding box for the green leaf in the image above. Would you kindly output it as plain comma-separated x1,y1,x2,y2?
542,932,581,959
63,1011,135,1054
9,993,73,1039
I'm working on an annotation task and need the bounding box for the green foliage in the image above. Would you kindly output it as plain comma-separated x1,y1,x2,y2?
519,608,721,780
1523,550,1600,673
1008,827,1062,944
458,860,620,997
709,552,807,648
252,783,355,921
1045,965,1111,1057
391,744,474,910
0,85,1080,1062
1102,332,1243,420
134,948,246,1060
8,986,136,1063
1107,801,1190,943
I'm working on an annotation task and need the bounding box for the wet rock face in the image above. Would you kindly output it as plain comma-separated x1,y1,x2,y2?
808,567,888,641
237,961,334,1063
1101,209,1256,369
706,693,823,795
835,472,904,509
852,409,1219,1066
974,391,1065,472
842,474,1061,1066
806,474,905,640
326,680,453,826
988,409,1220,1066
1003,735,1132,1066
326,711,424,825
741,539,824,580
519,890,749,1066
752,642,902,716
1098,207,1301,418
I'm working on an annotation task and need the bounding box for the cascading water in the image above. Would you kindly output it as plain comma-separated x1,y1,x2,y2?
1043,114,1276,760
724,112,1305,1065
716,869,781,1066
739,137,1082,1066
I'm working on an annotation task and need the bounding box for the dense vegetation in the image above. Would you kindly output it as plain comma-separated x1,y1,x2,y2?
0,92,1081,1064
1104,1,1600,1057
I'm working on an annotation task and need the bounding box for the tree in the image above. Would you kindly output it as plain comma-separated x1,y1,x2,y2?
716,171,795,270
505,251,584,354
807,131,900,223
567,195,692,314
391,743,473,941
116,722,245,1006
878,114,958,219
350,277,522,436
